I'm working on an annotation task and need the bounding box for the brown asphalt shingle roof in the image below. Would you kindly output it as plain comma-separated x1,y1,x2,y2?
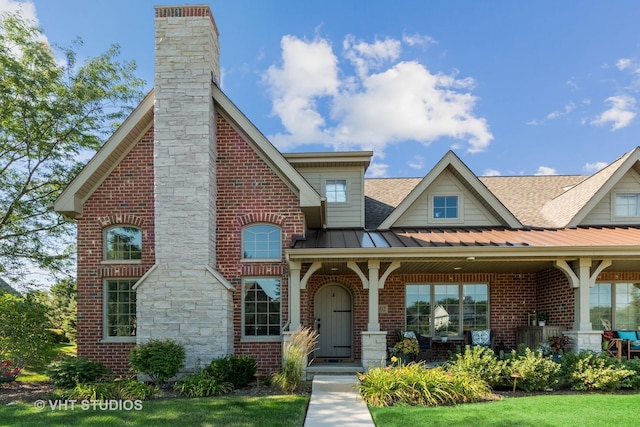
364,175,589,228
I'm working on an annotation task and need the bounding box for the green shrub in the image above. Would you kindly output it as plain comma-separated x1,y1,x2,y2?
569,352,634,391
445,345,508,387
508,348,561,392
622,358,640,389
46,355,110,388
63,378,158,400
174,369,233,398
358,362,491,407
206,354,257,388
272,327,318,393
129,339,185,385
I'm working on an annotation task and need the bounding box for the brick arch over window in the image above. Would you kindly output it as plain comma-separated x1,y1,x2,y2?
97,214,147,229
236,213,287,227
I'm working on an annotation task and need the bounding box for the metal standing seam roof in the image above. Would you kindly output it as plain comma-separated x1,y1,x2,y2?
292,226,640,249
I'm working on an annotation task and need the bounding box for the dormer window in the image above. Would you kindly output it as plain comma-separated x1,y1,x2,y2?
615,193,640,217
326,179,347,203
433,195,458,219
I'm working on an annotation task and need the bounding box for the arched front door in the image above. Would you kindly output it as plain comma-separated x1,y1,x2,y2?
314,284,353,360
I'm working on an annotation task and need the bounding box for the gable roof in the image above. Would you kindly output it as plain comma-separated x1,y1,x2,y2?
55,86,324,225
539,147,640,227
377,151,521,230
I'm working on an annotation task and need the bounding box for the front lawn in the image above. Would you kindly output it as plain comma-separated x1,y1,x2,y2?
0,394,309,427
17,343,77,383
370,393,639,427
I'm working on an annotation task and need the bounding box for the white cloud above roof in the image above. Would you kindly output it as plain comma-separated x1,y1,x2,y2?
263,34,493,158
591,95,636,130
535,166,557,176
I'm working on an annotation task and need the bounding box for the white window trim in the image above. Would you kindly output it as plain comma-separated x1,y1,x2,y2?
323,177,349,205
241,223,282,262
102,278,137,342
611,192,640,221
241,277,282,342
430,193,464,223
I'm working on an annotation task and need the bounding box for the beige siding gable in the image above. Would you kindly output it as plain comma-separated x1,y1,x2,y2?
581,169,640,225
395,170,502,227
296,167,365,228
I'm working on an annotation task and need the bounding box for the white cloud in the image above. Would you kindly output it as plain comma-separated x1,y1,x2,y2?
547,103,575,120
584,161,608,172
591,95,636,130
483,168,501,177
0,0,37,21
402,32,436,48
264,34,493,155
616,58,632,70
343,35,401,78
366,162,389,178
408,155,424,170
535,166,557,176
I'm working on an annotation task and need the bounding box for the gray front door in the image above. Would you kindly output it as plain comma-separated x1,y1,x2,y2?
314,284,352,359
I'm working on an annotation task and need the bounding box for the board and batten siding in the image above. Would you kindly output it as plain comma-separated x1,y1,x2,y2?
296,167,365,228
580,170,640,225
394,170,502,227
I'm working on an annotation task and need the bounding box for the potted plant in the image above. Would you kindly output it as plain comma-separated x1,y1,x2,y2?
439,330,449,342
393,338,419,362
536,311,549,326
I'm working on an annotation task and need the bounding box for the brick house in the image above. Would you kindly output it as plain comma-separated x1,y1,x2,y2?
55,5,640,375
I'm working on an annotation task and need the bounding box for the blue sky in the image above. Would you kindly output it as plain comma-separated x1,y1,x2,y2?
4,0,640,178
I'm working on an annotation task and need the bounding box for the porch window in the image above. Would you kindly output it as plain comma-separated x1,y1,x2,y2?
615,193,640,217
433,195,458,219
243,278,281,338
590,282,640,330
406,283,488,336
104,226,142,260
104,279,137,338
326,179,347,203
242,224,281,260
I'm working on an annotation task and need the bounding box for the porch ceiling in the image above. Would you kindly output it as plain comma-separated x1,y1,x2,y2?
304,258,639,276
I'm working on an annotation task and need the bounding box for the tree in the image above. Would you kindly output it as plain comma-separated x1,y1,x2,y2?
46,278,77,341
0,12,144,285
0,293,55,369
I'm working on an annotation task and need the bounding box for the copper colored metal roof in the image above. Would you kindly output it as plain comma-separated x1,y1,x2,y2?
292,226,640,249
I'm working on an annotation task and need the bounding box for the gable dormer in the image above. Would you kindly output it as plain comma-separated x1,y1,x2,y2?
379,151,520,230
285,152,372,228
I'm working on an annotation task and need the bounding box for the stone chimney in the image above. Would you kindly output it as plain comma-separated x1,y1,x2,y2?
135,5,232,372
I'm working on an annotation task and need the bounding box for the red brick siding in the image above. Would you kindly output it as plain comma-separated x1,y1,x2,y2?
215,112,305,375
535,268,574,330
76,129,155,375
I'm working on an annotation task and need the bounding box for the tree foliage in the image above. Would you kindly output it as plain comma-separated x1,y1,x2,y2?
0,292,56,369
0,12,144,284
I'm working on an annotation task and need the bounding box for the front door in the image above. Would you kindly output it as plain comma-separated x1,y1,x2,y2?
314,284,352,359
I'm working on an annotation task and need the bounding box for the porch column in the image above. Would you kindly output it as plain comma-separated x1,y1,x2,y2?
555,258,611,352
368,260,380,332
288,261,301,331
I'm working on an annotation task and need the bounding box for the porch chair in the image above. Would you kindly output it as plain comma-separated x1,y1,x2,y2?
464,329,496,349
618,330,640,360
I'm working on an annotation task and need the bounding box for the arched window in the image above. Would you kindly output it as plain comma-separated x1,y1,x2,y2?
242,224,281,260
104,226,142,261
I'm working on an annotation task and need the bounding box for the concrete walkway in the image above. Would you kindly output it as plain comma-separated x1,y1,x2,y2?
303,375,375,427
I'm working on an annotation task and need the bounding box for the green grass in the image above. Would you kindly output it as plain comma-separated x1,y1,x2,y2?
17,343,77,383
370,393,640,427
0,394,309,427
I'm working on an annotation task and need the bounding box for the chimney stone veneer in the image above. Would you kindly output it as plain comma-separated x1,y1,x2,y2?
135,5,232,371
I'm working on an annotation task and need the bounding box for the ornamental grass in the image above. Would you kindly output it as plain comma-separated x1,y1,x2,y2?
358,359,492,407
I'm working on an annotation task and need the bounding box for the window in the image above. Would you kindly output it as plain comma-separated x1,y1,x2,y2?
105,279,137,338
590,282,640,330
243,278,281,338
105,226,142,260
615,193,640,217
242,224,281,260
406,283,488,336
325,179,347,203
433,196,458,219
